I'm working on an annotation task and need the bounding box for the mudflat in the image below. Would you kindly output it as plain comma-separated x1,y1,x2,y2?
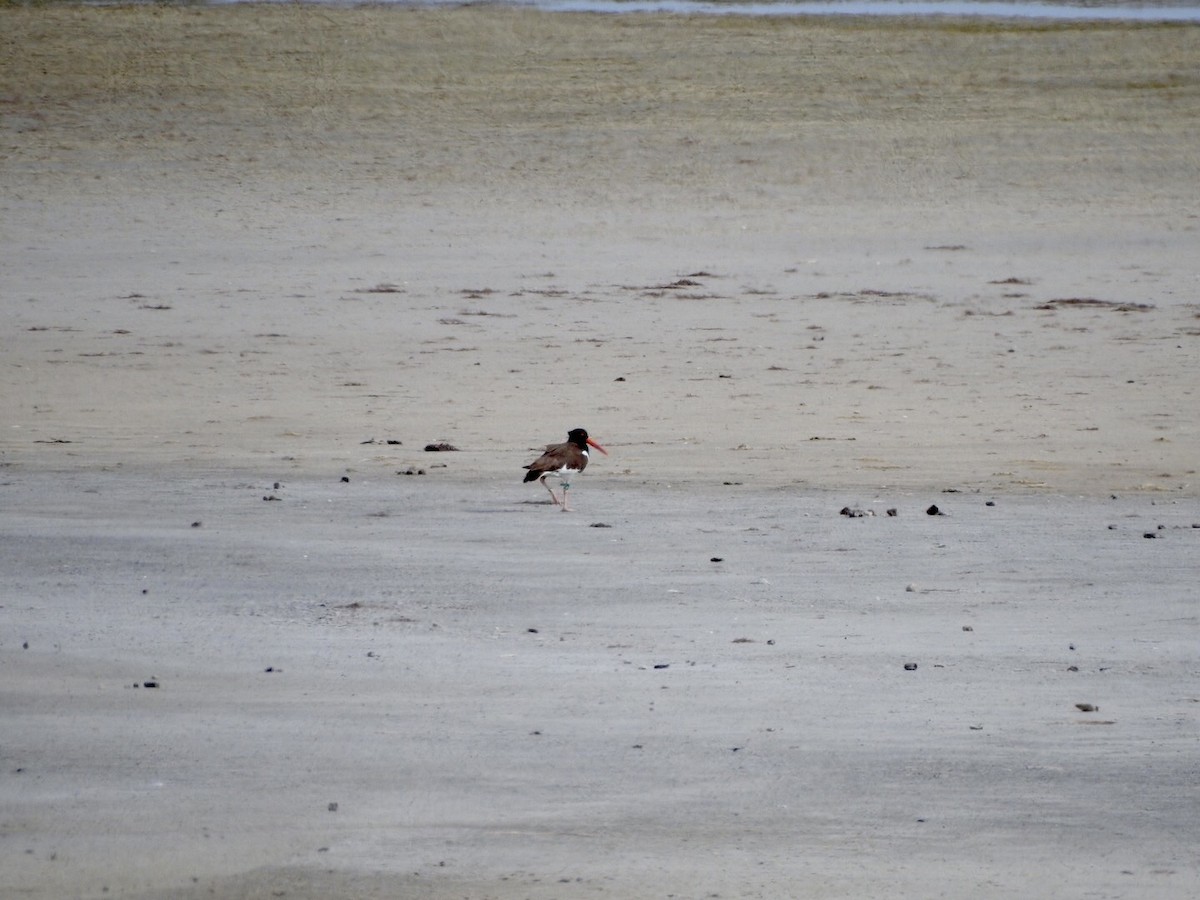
2,6,1198,898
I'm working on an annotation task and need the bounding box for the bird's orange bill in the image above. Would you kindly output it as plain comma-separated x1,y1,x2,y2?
587,438,608,456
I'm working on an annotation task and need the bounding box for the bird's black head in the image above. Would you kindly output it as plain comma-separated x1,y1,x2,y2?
567,428,590,448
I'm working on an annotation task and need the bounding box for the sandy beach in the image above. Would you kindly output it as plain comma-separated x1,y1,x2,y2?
2,4,1199,897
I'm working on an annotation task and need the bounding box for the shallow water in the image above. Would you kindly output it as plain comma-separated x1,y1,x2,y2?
511,0,1200,20
260,0,1200,22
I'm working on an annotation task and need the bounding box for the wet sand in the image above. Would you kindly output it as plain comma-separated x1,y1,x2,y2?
2,5,1199,898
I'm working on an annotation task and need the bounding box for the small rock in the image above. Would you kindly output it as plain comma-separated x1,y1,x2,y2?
1143,532,1158,539
886,508,898,516
962,625,973,632
340,476,350,483
424,442,459,452
985,500,996,507
1075,702,1098,712
710,557,724,562
903,662,918,671
589,522,612,528
1067,665,1079,672
840,506,869,518
653,663,669,669
328,802,338,812
191,521,202,528
926,504,942,516
143,680,159,688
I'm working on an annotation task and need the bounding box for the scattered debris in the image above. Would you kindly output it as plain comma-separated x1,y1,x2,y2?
1035,298,1154,312
424,442,459,452
840,506,873,518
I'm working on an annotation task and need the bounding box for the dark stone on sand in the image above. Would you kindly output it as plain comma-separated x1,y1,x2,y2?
1067,665,1079,672
340,476,350,483
1075,702,1098,712
143,680,159,688
191,521,202,527
424,442,459,452
653,663,669,669
985,500,996,507
926,505,942,516
711,557,724,562
904,662,918,671
1144,532,1158,539
840,506,869,517
886,508,898,516
589,522,612,528
263,495,280,501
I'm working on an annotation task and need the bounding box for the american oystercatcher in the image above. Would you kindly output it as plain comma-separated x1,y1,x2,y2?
523,428,608,511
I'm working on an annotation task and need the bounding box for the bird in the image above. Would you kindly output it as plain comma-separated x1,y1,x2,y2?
523,428,607,511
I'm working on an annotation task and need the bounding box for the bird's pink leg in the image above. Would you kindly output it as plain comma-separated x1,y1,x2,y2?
539,475,561,506
560,482,572,512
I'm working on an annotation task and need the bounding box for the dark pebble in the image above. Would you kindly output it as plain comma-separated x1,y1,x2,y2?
886,508,898,516
328,802,338,812
653,663,669,669
424,442,459,452
926,505,941,516
527,628,539,633
589,522,612,528
1143,532,1158,539
1067,665,1079,672
263,495,280,501
274,482,281,490
904,662,918,671
711,557,724,562
386,439,402,445
1075,702,1098,712
985,500,996,507
340,476,350,483
191,521,202,528
143,681,159,688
